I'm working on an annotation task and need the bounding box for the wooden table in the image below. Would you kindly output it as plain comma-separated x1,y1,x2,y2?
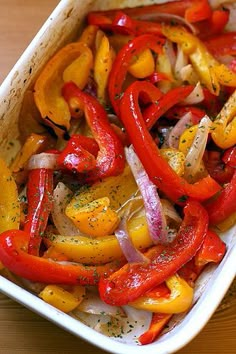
0,1,235,353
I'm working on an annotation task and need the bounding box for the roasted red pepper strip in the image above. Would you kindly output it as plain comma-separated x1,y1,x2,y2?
178,259,203,287
112,11,135,35
88,12,134,35
119,81,221,203
138,313,172,345
62,82,125,181
110,123,129,146
144,283,170,299
24,168,53,256
195,229,226,266
129,80,163,106
112,11,163,36
99,201,208,306
202,88,222,117
230,59,236,73
108,34,165,115
143,85,195,129
203,150,234,184
57,134,99,173
185,0,212,23
0,230,122,285
88,11,163,36
222,146,236,168
205,32,236,58
87,12,112,27
165,106,205,124
197,10,229,39
88,3,224,39
148,71,172,84
88,1,204,22
207,170,236,225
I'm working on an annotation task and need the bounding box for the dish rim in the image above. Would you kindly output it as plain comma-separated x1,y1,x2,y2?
0,240,235,354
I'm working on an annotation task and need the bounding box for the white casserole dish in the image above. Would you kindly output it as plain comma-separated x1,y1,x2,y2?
0,1,235,353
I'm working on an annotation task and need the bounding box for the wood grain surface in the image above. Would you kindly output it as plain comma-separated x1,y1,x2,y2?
0,1,235,353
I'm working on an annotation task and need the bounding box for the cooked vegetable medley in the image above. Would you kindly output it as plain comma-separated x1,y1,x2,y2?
0,0,236,345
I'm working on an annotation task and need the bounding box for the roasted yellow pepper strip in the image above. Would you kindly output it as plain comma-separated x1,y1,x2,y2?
78,24,98,48
162,26,218,95
66,196,119,237
18,90,47,141
44,215,152,265
162,26,236,95
128,49,155,79
0,157,20,233
160,148,185,176
65,165,137,238
39,285,85,313
62,50,93,89
109,34,133,53
130,274,193,314
67,165,137,212
216,211,236,232
178,124,207,182
34,42,93,134
178,125,198,155
156,41,174,92
10,133,48,173
94,32,115,103
211,90,236,149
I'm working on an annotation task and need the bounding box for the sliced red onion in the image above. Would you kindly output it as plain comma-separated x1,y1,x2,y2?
117,193,143,215
185,115,212,179
125,145,168,244
180,82,204,105
175,45,189,80
168,112,193,149
115,203,149,264
28,152,58,170
158,126,173,149
180,64,198,84
158,126,172,138
165,228,178,243
224,3,236,32
161,199,182,243
51,182,82,236
20,278,45,294
217,54,236,66
75,291,126,318
164,39,176,70
73,299,152,341
209,0,235,9
133,12,197,34
161,199,182,225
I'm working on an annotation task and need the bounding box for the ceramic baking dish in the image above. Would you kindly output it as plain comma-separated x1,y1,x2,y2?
0,1,235,353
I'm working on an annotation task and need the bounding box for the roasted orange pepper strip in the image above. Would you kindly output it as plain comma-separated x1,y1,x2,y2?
34,42,93,135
